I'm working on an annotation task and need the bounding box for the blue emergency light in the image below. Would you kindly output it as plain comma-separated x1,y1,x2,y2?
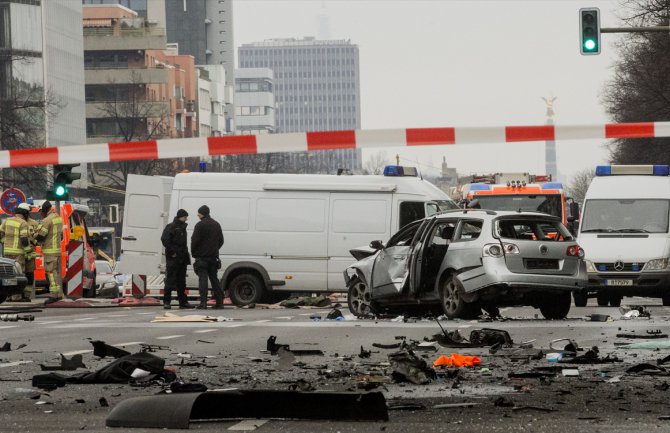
598,264,606,272
595,165,670,176
383,165,419,177
469,184,491,191
541,182,564,190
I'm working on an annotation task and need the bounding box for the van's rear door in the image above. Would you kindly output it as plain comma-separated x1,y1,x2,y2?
119,175,173,275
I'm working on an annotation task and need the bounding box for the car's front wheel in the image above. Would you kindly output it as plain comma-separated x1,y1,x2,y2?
347,276,375,317
573,291,588,307
596,292,609,307
440,274,479,319
540,293,571,319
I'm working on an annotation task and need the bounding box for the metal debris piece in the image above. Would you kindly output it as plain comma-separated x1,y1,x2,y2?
388,349,436,385
266,336,324,356
40,354,86,371
91,341,131,359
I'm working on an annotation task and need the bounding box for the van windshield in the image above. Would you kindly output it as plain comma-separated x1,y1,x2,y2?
581,199,670,234
471,194,562,219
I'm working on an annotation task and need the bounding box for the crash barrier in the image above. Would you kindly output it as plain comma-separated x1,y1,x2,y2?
131,274,146,298
1,121,668,168
65,241,84,298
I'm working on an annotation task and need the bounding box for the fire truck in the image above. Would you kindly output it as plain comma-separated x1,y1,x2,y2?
462,173,581,234
0,201,97,297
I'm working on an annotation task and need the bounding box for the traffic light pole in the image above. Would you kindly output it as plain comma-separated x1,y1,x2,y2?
601,26,670,33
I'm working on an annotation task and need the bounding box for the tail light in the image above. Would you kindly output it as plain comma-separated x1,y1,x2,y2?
566,245,582,257
503,243,520,255
483,244,503,257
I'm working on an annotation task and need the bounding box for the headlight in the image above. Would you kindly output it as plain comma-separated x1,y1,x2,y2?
13,262,21,275
585,260,597,273
643,258,669,271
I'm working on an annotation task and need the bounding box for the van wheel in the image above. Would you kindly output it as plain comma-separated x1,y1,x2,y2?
540,293,571,320
596,293,609,307
573,291,588,307
229,274,265,306
347,277,375,317
662,292,670,306
440,274,479,319
609,295,622,307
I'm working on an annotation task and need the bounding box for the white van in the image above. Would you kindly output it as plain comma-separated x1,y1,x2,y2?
120,167,457,305
576,165,670,307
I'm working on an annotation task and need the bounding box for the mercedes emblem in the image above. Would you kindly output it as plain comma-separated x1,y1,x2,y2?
614,261,625,271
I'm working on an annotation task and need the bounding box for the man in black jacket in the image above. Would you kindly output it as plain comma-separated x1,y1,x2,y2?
160,209,194,309
191,205,224,309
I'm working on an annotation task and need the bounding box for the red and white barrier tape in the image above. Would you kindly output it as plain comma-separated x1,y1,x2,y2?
3,121,665,168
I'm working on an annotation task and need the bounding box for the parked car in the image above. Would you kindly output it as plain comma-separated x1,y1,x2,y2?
0,257,28,304
344,210,587,320
95,260,120,298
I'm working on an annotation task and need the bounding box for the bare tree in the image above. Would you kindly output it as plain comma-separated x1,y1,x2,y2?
566,168,595,203
364,151,390,175
88,71,175,188
0,54,59,196
603,1,670,164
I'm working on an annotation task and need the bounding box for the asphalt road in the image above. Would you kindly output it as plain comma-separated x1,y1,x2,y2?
1,298,670,432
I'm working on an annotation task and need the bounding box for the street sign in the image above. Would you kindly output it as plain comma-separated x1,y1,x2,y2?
0,188,26,215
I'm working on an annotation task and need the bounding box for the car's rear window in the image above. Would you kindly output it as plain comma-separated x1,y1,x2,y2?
495,218,573,242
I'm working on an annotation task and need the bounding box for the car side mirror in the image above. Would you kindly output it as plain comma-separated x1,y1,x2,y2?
569,202,580,221
370,240,384,250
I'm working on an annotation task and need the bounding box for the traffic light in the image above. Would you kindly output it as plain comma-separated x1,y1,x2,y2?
47,164,81,201
580,8,601,55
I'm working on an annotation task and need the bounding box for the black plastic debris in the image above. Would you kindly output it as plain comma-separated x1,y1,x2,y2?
91,341,131,359
359,346,371,359
626,363,668,375
433,330,475,348
617,331,668,339
99,397,109,407
587,314,610,322
107,390,388,428
373,342,402,350
470,328,513,347
559,347,621,364
266,336,324,356
388,349,436,385
326,308,343,320
170,381,208,393
0,342,10,352
40,354,86,371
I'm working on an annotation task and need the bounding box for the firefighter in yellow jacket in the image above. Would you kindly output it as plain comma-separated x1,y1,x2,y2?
0,204,31,301
36,201,63,303
17,203,38,301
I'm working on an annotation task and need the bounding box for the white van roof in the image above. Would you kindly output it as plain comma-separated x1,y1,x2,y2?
173,172,450,199
586,175,670,200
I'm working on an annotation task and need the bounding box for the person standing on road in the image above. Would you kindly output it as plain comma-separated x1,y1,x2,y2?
17,203,37,301
190,205,224,309
36,201,64,304
161,209,194,310
0,204,31,301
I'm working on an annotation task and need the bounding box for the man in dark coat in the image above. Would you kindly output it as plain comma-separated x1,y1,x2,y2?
160,209,193,309
190,205,224,309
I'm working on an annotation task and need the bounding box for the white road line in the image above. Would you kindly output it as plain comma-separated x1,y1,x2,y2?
74,317,95,321
0,325,18,330
62,349,93,356
37,320,64,325
255,320,271,323
193,329,217,334
106,314,129,318
273,316,294,320
136,312,154,315
156,335,184,340
0,360,32,368
223,323,246,328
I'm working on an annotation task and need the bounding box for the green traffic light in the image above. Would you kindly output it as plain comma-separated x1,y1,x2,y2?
54,185,66,197
584,39,596,51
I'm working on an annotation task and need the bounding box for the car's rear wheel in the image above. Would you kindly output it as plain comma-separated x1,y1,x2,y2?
596,292,609,307
229,273,265,306
540,293,571,319
440,274,479,319
347,277,375,317
573,291,588,307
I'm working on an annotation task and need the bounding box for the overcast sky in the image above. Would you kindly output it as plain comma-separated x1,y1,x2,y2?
234,0,626,181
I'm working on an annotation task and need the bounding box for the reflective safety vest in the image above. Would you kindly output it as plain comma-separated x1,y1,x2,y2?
0,215,30,256
37,211,63,257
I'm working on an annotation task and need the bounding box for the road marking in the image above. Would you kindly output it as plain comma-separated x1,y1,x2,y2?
106,314,129,318
37,320,64,325
273,316,294,320
223,323,246,328
193,329,217,334
136,312,154,315
0,325,18,330
156,335,184,340
63,349,93,356
0,360,32,368
255,320,271,323
228,419,268,431
74,317,95,321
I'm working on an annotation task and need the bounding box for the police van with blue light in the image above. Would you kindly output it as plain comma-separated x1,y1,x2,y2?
121,166,458,306
575,165,670,307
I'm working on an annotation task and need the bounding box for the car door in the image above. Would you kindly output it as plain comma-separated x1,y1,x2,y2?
407,217,438,296
371,220,425,298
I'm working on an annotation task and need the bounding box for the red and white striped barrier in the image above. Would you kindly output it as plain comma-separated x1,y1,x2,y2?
65,241,84,298
131,274,146,298
1,121,668,168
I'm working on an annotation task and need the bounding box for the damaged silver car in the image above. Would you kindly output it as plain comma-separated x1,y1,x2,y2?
344,210,587,319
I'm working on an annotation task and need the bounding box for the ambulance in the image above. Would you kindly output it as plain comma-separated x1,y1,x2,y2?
120,167,458,306
0,202,97,297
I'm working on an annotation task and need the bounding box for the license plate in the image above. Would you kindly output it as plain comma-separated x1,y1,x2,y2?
605,279,633,286
2,278,17,286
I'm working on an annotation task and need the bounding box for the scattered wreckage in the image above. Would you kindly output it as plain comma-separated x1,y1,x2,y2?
345,211,587,320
